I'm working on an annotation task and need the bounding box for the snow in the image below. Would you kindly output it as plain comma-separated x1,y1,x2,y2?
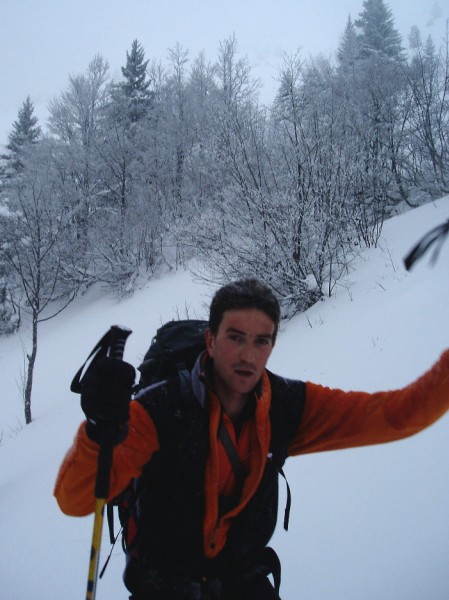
1,197,449,599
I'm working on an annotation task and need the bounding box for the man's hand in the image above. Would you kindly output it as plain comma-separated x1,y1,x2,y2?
80,356,136,443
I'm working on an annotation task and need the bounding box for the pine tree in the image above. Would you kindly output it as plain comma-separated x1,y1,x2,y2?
0,97,41,333
120,39,152,121
337,16,361,70
4,96,41,172
355,0,404,61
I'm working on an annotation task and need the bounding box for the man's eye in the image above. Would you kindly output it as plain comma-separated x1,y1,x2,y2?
229,334,243,343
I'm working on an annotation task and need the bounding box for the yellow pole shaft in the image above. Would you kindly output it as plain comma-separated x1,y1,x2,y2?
86,499,106,600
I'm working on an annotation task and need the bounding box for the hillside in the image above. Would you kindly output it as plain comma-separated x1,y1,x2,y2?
0,197,448,599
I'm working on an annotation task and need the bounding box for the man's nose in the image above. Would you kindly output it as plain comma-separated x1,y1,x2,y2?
239,341,255,363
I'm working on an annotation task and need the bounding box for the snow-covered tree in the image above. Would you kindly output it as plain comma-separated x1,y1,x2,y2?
3,96,41,173
48,55,111,256
337,16,361,72
272,53,357,294
0,97,42,334
184,52,220,211
0,140,83,422
355,0,404,61
347,0,408,217
405,28,449,195
215,34,259,107
119,39,152,122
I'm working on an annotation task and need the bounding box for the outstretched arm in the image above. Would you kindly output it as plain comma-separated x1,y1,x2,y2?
289,349,449,455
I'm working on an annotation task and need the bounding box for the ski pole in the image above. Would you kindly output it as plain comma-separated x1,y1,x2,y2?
404,218,449,270
85,325,132,600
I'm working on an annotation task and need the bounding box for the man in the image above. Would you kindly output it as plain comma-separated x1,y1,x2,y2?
55,278,449,600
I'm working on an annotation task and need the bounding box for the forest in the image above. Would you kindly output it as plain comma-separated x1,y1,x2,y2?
0,0,448,422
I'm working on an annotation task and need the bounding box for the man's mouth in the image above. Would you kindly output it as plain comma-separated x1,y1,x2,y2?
234,366,255,377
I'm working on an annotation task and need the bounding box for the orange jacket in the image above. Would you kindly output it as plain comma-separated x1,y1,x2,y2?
54,349,449,558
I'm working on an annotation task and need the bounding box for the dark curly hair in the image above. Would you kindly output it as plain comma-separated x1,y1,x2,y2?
208,278,280,342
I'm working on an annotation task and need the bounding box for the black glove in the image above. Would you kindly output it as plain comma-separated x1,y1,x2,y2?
80,356,136,444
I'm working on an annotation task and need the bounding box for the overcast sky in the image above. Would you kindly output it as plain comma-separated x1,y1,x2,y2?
1,0,448,147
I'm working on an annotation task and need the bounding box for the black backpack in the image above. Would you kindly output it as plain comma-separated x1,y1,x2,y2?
101,319,208,576
136,319,208,391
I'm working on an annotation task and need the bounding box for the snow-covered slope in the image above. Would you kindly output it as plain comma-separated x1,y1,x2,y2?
0,197,448,599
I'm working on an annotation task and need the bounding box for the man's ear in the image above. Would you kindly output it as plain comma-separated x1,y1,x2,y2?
204,328,214,358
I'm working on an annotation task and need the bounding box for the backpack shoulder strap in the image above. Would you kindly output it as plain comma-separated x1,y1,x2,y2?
267,370,306,445
266,371,306,531
217,417,247,483
177,368,193,403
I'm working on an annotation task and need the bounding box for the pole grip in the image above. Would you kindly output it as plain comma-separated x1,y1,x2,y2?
94,325,132,499
109,325,132,360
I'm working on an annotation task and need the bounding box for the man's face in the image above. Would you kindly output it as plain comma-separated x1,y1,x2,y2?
205,308,275,404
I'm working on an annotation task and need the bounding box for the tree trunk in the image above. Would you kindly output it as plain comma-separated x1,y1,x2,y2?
24,312,38,424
